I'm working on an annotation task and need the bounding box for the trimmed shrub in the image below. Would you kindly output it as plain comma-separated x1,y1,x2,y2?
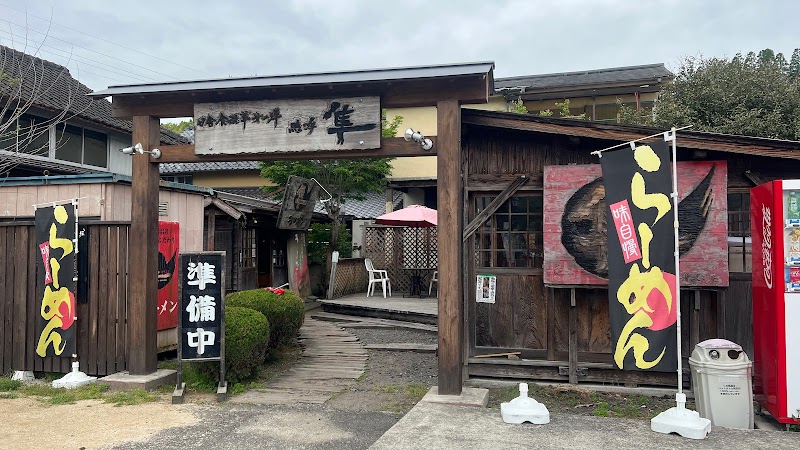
226,288,305,347
211,306,270,383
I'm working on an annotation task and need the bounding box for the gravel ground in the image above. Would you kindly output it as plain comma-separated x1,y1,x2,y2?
325,326,438,414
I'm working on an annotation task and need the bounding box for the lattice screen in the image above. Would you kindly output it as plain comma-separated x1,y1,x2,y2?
331,258,369,298
364,225,437,294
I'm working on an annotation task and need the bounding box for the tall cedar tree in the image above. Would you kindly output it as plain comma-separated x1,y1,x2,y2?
620,48,800,140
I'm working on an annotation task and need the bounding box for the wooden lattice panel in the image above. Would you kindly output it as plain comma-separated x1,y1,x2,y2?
364,225,437,295
331,258,369,298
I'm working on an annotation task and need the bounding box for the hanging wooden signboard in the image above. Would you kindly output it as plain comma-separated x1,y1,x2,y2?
194,97,380,155
277,176,320,230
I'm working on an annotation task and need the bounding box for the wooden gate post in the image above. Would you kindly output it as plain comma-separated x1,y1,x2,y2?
128,116,160,374
436,100,463,395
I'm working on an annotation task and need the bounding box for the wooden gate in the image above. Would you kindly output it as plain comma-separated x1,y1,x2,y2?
0,222,130,376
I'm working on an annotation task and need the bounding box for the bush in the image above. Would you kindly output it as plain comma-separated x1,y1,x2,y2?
226,288,304,347
209,306,270,383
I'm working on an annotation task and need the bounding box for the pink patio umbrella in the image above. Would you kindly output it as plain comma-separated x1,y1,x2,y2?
375,204,437,227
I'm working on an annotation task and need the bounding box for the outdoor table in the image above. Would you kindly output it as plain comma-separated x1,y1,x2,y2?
403,267,430,297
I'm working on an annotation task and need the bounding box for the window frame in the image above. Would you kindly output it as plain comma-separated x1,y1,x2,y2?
473,193,544,271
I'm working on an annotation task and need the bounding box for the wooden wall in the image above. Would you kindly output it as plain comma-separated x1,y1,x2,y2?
0,222,130,376
460,125,793,387
0,182,205,252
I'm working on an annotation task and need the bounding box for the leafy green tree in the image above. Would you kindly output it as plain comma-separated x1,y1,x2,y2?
628,48,800,140
508,98,528,114
260,110,402,275
538,99,585,119
162,119,194,135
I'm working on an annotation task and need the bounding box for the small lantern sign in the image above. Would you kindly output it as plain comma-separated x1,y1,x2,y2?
173,251,227,403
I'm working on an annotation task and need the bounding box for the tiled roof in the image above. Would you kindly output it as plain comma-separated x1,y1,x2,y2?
218,187,401,220
0,45,184,145
494,63,673,92
160,161,261,174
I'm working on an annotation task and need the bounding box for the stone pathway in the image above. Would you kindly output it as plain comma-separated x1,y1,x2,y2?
231,317,367,405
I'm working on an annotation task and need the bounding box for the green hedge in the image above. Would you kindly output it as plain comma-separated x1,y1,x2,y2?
226,288,305,347
211,306,270,383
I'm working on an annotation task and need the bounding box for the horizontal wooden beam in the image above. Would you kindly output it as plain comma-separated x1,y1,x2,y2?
153,137,437,163
111,76,491,119
462,113,800,160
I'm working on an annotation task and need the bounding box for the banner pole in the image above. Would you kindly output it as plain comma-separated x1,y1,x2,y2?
666,128,683,397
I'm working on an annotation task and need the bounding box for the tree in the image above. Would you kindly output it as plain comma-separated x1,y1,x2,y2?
1,43,84,175
626,48,800,140
260,110,403,277
508,97,528,114
162,119,194,135
538,99,586,119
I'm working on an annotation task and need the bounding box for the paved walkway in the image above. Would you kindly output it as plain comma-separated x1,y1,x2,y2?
371,401,800,450
231,317,367,405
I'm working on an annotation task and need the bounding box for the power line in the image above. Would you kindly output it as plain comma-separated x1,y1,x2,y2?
0,2,211,77
0,29,158,83
0,17,181,81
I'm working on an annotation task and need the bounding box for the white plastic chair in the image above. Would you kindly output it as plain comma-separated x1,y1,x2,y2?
429,270,438,296
365,258,392,298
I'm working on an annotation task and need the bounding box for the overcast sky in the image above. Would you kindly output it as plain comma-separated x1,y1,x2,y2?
2,0,798,92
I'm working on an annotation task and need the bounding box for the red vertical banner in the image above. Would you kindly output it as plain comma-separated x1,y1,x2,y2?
158,221,180,330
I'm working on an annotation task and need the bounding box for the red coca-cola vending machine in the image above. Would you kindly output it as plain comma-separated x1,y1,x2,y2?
751,180,800,425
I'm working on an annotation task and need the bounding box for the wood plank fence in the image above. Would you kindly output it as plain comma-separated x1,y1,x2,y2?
0,222,130,376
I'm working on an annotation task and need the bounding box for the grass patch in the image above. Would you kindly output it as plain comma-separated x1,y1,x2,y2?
404,383,429,400
0,378,22,392
104,389,158,406
488,383,680,420
0,392,20,399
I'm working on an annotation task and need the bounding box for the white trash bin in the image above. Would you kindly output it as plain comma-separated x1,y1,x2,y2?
688,339,753,429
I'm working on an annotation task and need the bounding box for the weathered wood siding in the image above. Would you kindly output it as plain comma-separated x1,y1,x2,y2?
461,124,797,386
0,223,130,376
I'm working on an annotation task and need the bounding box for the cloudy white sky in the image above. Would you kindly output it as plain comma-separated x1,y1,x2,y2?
2,0,798,92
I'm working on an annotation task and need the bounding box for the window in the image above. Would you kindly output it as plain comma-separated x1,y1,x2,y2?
241,228,257,269
727,192,752,272
1,114,109,169
161,175,193,185
0,114,50,156
55,123,108,168
475,194,543,269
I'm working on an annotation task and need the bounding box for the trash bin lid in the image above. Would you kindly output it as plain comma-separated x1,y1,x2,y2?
696,338,742,350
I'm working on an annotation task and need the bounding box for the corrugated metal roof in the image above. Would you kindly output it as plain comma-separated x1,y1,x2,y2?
494,63,673,92
0,173,214,195
160,161,261,174
89,61,495,98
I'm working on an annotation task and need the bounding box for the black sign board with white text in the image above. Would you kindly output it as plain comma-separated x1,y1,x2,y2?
174,251,227,403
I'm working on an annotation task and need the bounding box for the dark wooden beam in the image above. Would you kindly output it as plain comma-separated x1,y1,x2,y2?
462,175,528,241
462,113,800,160
206,210,216,251
111,76,491,119
436,99,463,395
153,137,437,163
128,116,160,375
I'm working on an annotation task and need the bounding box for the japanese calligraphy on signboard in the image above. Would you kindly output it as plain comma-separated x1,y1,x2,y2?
179,252,225,360
277,176,321,230
600,141,677,372
158,221,180,330
194,97,380,155
35,203,77,357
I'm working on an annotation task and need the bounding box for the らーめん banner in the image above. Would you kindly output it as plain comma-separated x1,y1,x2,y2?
600,141,677,372
35,203,77,358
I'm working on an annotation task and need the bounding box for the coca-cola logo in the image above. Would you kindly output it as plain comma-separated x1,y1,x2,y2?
763,204,773,289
